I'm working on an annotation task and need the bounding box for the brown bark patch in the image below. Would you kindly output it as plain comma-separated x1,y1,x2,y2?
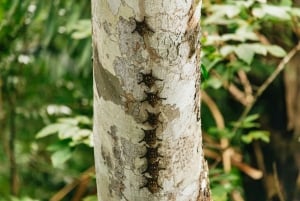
93,46,123,105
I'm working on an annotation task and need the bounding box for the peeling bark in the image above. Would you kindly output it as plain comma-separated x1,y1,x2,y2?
92,0,211,200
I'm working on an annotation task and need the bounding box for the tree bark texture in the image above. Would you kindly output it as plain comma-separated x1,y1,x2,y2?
92,0,211,200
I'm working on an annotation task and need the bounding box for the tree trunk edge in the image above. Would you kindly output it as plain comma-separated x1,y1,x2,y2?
197,159,212,201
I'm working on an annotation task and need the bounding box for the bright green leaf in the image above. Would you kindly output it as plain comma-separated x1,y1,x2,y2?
249,43,268,56
280,0,292,6
76,115,92,125
205,77,223,89
220,45,235,56
290,8,300,17
244,114,260,122
262,5,291,20
51,148,72,168
83,195,98,201
211,186,228,201
69,19,91,39
266,45,287,57
58,117,79,125
58,126,80,139
36,123,69,138
72,129,92,141
252,8,266,18
10,196,40,201
231,114,261,129
234,44,255,64
241,130,270,144
224,6,241,18
208,127,235,139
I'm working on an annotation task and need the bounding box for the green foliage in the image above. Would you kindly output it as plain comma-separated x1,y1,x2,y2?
241,130,270,143
8,197,39,201
36,115,92,168
210,169,242,201
201,64,210,80
1,0,299,200
0,0,93,200
36,116,92,146
82,195,98,201
201,0,300,200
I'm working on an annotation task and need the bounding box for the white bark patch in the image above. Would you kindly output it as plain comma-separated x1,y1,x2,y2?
94,97,145,200
108,0,121,15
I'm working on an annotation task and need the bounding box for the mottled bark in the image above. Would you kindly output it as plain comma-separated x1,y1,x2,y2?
92,0,211,200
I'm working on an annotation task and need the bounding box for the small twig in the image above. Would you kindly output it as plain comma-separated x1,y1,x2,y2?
202,90,231,170
71,176,90,201
253,142,268,189
231,190,245,201
201,91,225,128
273,163,285,201
237,70,253,104
233,41,300,133
211,70,249,106
50,166,95,201
202,91,231,171
231,157,263,180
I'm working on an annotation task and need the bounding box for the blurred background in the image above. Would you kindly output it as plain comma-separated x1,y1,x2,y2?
0,0,299,200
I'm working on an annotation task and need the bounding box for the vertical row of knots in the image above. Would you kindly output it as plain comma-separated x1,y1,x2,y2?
138,70,166,194
132,17,165,194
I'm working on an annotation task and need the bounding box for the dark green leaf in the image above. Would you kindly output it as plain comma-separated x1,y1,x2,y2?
201,64,209,80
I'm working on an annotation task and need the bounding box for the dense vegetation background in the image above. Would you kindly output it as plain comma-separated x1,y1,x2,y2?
0,0,299,200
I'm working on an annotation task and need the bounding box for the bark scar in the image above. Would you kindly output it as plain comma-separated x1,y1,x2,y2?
93,45,123,105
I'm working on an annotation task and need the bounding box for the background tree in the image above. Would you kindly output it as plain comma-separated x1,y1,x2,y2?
92,0,211,200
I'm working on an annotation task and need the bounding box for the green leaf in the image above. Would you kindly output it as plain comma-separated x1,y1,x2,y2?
231,114,260,129
266,45,287,57
241,130,270,144
10,196,40,201
234,44,255,64
244,114,260,122
36,123,69,138
252,7,266,18
83,195,98,201
280,0,292,6
208,127,234,139
235,28,258,41
290,8,300,17
204,5,241,24
46,139,72,152
220,45,235,56
201,64,209,80
58,126,80,139
205,77,223,89
76,115,92,125
51,147,72,168
211,186,228,201
72,129,92,141
58,117,79,125
253,5,291,20
224,5,241,18
69,19,91,39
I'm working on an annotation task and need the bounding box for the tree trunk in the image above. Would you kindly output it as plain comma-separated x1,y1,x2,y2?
92,0,211,200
